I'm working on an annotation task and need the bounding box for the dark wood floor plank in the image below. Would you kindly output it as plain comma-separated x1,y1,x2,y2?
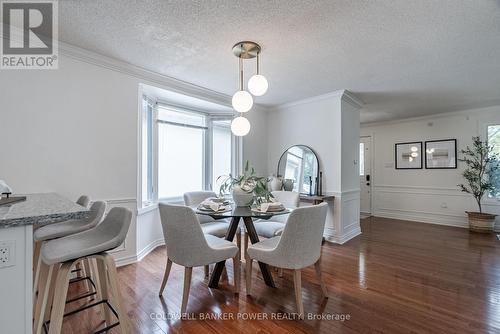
59,216,500,333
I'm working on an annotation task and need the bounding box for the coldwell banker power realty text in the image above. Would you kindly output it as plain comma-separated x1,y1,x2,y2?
1,0,58,69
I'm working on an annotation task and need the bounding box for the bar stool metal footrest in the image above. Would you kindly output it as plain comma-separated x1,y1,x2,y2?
43,298,120,334
66,276,98,304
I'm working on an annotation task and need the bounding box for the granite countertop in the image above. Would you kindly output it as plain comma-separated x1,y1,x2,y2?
0,193,89,228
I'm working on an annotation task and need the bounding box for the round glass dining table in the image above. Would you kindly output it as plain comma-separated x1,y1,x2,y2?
195,205,290,289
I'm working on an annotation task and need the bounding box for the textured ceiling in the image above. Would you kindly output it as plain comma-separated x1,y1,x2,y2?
59,0,500,122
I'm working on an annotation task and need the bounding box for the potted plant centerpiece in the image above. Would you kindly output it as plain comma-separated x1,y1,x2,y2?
458,136,500,232
218,161,272,207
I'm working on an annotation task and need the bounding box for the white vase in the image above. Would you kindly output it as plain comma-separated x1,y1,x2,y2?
268,176,283,191
232,186,254,207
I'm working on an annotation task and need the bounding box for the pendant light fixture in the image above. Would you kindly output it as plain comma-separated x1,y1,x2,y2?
248,53,269,96
232,57,253,113
230,41,268,136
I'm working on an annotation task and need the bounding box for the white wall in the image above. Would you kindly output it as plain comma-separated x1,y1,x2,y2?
267,91,362,243
0,45,268,265
243,106,269,175
267,96,342,191
361,106,500,229
0,55,140,262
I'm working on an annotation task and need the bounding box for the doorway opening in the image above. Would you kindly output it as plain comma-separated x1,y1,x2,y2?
360,136,372,218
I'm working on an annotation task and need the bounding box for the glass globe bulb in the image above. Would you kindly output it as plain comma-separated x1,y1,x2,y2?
248,74,269,96
231,116,251,136
232,90,253,113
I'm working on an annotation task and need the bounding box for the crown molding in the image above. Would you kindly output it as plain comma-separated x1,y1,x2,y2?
361,108,474,127
341,90,364,109
58,41,234,108
361,102,500,127
272,89,363,111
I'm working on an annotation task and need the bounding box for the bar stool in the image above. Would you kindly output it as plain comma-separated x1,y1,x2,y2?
33,201,107,296
33,195,91,277
33,207,132,334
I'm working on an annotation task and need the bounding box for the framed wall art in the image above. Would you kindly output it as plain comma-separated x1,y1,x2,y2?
395,141,423,169
425,139,457,169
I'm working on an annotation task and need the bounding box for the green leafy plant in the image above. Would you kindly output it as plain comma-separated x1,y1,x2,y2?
217,161,273,204
458,136,500,213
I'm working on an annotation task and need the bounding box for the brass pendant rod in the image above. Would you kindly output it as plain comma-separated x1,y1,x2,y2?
256,54,260,75
239,57,243,91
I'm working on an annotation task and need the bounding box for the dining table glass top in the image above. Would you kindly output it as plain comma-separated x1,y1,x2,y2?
195,205,291,219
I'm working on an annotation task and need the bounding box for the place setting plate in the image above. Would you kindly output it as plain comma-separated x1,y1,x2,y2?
197,204,232,213
251,203,286,213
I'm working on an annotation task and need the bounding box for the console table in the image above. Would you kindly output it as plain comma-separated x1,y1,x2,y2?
299,194,335,205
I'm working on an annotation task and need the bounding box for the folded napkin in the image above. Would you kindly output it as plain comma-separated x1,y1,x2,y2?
201,199,223,212
259,202,283,212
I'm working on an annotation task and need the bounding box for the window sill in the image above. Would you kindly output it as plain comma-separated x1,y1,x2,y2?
137,197,186,216
137,203,158,216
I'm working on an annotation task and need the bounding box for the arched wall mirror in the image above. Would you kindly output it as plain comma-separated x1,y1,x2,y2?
277,145,320,194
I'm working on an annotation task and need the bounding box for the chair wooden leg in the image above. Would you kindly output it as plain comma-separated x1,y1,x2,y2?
48,261,73,334
75,261,84,278
314,259,329,298
33,263,53,334
103,254,130,334
82,258,93,293
222,266,228,281
245,254,253,295
91,258,102,302
204,265,209,279
243,233,249,261
44,263,60,322
293,269,304,319
236,229,242,260
159,258,173,296
232,255,240,294
96,257,113,326
181,267,192,314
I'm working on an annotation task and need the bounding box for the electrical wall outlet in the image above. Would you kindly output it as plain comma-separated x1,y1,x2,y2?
0,240,15,269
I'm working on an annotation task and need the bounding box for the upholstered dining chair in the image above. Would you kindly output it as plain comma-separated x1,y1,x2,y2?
246,202,329,318
253,190,300,238
184,191,241,277
158,203,240,313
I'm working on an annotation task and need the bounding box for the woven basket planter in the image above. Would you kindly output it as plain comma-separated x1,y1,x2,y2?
466,212,497,233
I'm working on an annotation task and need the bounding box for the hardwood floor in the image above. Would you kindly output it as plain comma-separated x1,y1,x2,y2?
61,217,500,333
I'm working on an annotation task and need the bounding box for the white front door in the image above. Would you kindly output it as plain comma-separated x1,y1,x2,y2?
360,136,372,215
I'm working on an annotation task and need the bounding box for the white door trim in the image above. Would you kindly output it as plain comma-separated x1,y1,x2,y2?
360,135,373,215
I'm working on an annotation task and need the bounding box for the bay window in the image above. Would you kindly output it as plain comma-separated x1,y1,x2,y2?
140,96,239,206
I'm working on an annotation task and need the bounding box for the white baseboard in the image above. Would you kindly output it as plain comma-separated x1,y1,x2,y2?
114,238,165,267
373,208,469,229
324,226,361,244
374,209,500,232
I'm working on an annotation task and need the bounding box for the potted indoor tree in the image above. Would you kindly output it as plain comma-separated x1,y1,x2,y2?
458,136,499,232
218,161,272,207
